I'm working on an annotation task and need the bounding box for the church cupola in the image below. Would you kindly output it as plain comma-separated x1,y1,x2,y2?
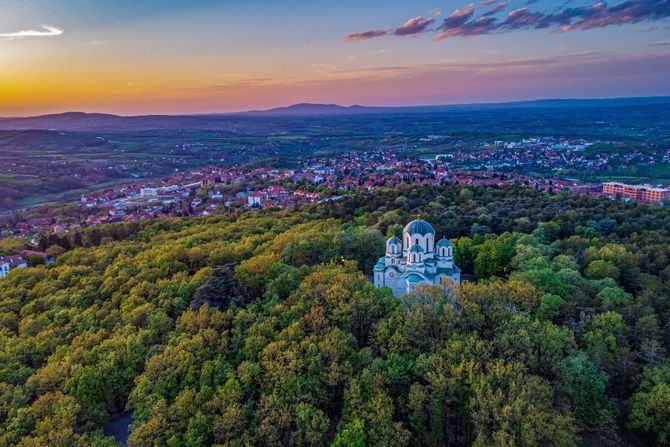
386,236,402,256
408,244,425,265
436,238,453,258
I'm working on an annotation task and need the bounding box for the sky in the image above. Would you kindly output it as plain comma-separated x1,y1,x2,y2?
1,0,669,115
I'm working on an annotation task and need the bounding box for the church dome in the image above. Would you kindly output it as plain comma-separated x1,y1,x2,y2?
387,236,401,245
436,239,453,247
404,219,435,236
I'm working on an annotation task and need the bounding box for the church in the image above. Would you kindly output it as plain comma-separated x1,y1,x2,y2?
373,219,461,297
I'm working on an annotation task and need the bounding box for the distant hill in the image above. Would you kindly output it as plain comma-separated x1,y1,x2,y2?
0,112,123,131
467,96,670,109
246,97,670,115
1,96,669,130
0,112,240,132
245,103,373,116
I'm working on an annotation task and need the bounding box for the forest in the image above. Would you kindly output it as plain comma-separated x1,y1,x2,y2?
1,184,669,446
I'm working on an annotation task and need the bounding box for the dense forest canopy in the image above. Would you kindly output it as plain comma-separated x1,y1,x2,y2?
1,184,669,446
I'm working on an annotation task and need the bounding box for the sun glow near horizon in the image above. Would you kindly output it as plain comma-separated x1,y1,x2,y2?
1,0,670,116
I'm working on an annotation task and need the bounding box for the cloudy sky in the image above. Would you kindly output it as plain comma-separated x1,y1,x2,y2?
1,0,669,115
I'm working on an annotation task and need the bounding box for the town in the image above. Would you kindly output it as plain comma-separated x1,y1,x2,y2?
2,136,668,244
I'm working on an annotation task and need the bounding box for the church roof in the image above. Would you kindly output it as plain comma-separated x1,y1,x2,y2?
404,219,435,236
406,273,425,282
387,236,401,244
436,265,461,275
436,238,453,247
409,244,425,253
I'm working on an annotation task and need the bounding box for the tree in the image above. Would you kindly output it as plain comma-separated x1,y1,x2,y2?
513,269,566,297
586,260,620,282
453,237,475,273
582,311,628,377
597,287,632,307
183,411,209,447
629,383,670,445
629,364,670,445
46,244,66,258
293,403,329,447
474,238,515,279
26,254,46,267
340,226,386,273
536,294,567,321
558,351,610,426
470,361,576,447
332,419,366,447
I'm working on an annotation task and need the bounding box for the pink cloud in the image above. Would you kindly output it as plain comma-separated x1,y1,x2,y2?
483,1,508,16
394,16,435,36
345,0,670,42
344,29,389,42
434,16,497,40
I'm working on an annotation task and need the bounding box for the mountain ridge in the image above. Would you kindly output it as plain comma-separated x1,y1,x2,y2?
1,96,669,130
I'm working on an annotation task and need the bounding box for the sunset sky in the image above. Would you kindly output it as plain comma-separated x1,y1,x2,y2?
1,0,669,115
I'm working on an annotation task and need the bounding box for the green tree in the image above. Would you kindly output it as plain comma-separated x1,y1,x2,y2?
536,294,566,321
586,260,620,281
629,383,670,445
474,238,515,279
558,351,610,426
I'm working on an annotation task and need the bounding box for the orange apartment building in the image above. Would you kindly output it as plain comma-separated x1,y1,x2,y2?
603,182,670,204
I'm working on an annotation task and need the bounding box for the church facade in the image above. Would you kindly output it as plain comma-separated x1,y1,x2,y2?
373,219,461,297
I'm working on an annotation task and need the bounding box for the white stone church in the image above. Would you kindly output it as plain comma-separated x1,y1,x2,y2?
373,219,461,297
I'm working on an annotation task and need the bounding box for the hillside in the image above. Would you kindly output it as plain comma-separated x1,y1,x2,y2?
1,96,669,130
2,99,669,214
245,103,370,116
1,185,669,446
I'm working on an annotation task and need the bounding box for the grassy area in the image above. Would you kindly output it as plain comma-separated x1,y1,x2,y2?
11,177,139,210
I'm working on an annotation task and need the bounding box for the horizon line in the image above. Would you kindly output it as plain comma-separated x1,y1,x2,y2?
2,94,670,119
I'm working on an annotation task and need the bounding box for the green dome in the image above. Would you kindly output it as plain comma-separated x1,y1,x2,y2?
404,219,435,236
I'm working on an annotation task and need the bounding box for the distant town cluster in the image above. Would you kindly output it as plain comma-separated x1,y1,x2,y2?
1,136,668,241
